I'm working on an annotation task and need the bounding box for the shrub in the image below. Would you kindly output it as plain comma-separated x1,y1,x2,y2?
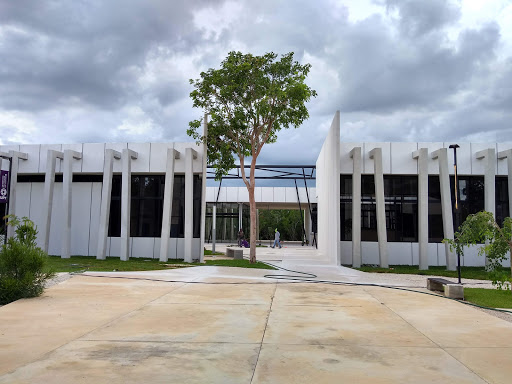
0,215,55,305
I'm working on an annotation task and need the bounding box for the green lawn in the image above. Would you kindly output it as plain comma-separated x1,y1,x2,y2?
47,255,275,272
464,288,512,309
355,265,510,281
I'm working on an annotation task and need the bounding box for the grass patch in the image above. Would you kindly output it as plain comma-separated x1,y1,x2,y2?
204,250,224,256
48,255,276,272
355,265,510,281
204,259,275,270
464,288,512,308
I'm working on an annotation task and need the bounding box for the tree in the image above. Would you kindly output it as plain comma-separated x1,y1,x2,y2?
188,52,317,262
443,211,512,290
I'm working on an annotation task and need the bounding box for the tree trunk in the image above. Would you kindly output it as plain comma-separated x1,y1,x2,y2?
248,184,257,263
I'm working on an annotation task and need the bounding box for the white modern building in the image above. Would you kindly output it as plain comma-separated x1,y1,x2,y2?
317,111,512,269
0,111,511,269
0,142,206,262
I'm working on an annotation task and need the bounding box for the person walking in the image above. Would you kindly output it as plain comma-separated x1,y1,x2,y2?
272,228,281,249
238,228,244,247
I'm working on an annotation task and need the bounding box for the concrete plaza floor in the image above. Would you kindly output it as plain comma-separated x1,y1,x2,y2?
0,246,511,383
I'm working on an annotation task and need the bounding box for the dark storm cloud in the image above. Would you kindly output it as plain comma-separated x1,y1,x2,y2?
0,0,213,111
385,0,461,37
337,21,500,113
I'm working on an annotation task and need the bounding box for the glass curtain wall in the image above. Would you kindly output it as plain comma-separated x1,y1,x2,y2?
108,174,202,238
205,203,250,243
341,174,419,242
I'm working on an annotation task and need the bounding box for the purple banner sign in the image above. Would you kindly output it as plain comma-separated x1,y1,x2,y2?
0,170,9,203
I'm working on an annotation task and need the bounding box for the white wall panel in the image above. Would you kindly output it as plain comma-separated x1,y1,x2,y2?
273,187,286,202
39,144,63,173
128,143,150,173
62,143,83,173
436,244,447,266
131,238,155,258
363,143,391,174
471,143,497,175
88,182,102,256
216,187,227,202
0,145,20,171
411,243,419,265
149,143,173,172
70,183,92,256
226,187,238,202
205,187,216,202
445,142,471,175
261,188,273,202
254,187,263,203
192,238,201,260
340,241,352,265
176,238,185,260
308,188,317,203
105,143,127,173
418,142,444,175
361,242,379,265
462,245,485,267
390,143,418,174
284,188,297,203
428,243,439,266
18,145,40,173
497,142,512,175
48,183,64,255
82,143,105,173
238,187,249,203
14,183,31,218
168,237,178,259
340,143,363,174
173,143,203,173
109,237,121,257
29,183,45,248
388,242,413,265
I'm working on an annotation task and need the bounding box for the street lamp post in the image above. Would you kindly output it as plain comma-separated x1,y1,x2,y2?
449,144,462,284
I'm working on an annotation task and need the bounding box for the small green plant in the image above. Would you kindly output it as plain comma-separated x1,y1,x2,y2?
0,215,55,305
443,211,512,291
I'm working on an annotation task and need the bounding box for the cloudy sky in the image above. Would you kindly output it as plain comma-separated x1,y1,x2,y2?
1,0,512,165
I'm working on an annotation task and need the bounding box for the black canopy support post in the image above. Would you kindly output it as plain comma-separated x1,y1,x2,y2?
302,168,314,246
295,179,306,246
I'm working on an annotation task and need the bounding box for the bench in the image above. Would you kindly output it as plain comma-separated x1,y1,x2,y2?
226,248,244,260
427,277,464,299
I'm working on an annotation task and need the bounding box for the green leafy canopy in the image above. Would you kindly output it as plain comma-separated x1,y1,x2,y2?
187,51,317,181
443,211,512,290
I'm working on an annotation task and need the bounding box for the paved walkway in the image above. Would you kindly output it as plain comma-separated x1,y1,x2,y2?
0,247,511,383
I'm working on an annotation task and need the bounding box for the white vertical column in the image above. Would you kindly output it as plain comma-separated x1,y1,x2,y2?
476,149,496,216
413,148,429,270
350,147,362,268
199,113,208,263
97,149,121,260
6,151,28,239
498,149,512,217
304,208,311,244
184,148,198,263
432,148,456,270
61,150,82,259
369,148,388,268
41,150,64,253
120,149,138,261
212,204,217,253
159,148,179,262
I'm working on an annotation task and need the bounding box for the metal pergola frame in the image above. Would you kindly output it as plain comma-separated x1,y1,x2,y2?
206,165,317,248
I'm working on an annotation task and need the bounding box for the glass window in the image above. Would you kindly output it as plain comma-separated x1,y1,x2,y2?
428,176,444,242
108,174,202,238
450,176,484,232
496,176,509,226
